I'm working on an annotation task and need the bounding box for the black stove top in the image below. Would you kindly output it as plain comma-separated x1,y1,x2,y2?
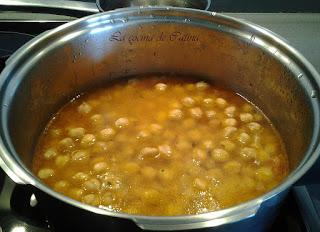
0,11,320,232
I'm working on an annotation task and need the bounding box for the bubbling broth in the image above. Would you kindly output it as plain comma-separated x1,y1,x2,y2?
32,75,288,216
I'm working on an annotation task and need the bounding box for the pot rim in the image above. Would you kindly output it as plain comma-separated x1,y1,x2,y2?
0,6,320,224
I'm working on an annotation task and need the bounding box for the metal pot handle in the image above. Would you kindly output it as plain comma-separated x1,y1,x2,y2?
133,202,261,231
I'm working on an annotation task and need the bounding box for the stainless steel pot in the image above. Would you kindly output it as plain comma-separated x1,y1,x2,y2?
0,7,320,231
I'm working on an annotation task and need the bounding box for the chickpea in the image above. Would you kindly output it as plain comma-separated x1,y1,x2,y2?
220,140,236,151
195,81,209,90
241,166,256,177
185,83,196,91
82,194,100,206
194,178,208,190
248,122,261,131
38,168,54,179
223,161,242,174
216,98,227,108
92,142,108,153
141,166,157,180
225,106,236,117
158,144,172,157
212,148,230,162
192,148,207,160
207,168,223,181
194,96,204,103
206,110,216,118
254,113,263,122
50,128,62,138
189,107,203,119
43,148,57,160
142,189,160,203
242,176,256,190
223,126,237,138
258,150,270,162
115,117,129,128
137,130,150,139
69,188,84,200
59,137,74,149
68,127,85,139
122,162,140,174
238,132,250,144
101,192,113,205
158,168,174,182
203,140,214,150
55,155,70,167
176,139,192,151
90,156,106,165
78,102,92,114
101,176,121,190
99,128,116,140
149,123,162,134
71,150,89,162
168,109,183,120
139,147,159,158
90,114,105,127
81,134,96,147
240,147,257,161
240,113,254,123
83,178,101,192
256,167,273,182
242,103,254,112
87,100,100,108
72,172,89,182
54,180,69,191
93,162,109,173
264,144,277,155
155,83,167,91
223,118,237,127
182,97,195,107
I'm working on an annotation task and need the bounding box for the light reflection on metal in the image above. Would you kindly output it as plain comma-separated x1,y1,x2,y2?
59,30,84,43
90,26,113,35
11,226,26,232
29,193,38,207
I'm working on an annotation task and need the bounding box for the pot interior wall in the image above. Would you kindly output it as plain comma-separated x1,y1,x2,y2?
6,16,313,175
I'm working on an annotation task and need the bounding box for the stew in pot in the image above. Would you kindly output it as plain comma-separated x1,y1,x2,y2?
32,75,288,216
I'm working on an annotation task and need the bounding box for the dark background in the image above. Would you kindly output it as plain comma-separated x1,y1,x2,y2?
79,0,320,12
213,0,320,12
